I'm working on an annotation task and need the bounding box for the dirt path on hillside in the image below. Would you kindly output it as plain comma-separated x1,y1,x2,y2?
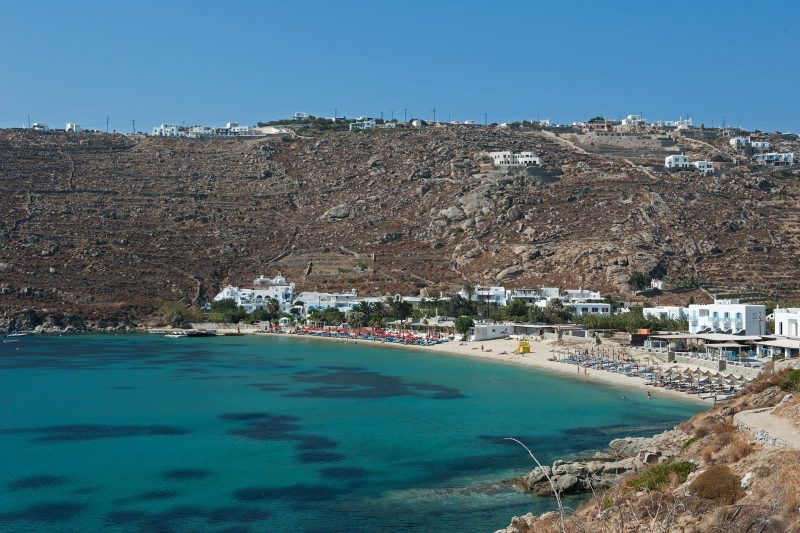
735,407,800,449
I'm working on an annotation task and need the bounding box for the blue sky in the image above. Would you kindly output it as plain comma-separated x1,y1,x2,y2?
1,0,797,132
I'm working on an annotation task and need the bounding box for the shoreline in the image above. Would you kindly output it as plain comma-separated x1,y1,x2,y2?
9,327,709,406
261,332,710,406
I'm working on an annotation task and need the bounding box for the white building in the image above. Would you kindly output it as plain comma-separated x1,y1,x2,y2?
224,122,250,134
151,124,184,137
349,119,376,131
569,302,611,316
65,122,82,132
214,274,296,314
459,285,509,307
489,151,541,167
756,307,800,358
296,289,360,315
729,137,771,152
675,117,693,130
751,141,771,151
621,114,646,126
729,136,751,149
294,112,309,120
774,308,800,338
665,154,691,169
188,126,215,137
503,287,603,312
692,160,714,174
31,122,49,132
687,300,766,335
665,154,714,173
753,152,795,167
562,288,602,303
468,323,514,341
643,306,688,321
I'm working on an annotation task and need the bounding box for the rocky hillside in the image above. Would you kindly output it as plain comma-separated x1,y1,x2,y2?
1,127,799,326
498,367,800,533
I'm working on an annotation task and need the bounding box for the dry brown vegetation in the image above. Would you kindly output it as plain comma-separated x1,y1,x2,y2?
728,438,754,462
689,465,743,504
1,127,800,328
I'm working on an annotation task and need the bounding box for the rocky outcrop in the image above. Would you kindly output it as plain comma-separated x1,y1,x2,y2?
512,429,690,496
323,203,352,219
1,308,136,334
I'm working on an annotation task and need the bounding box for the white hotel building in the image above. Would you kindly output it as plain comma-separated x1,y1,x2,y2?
687,300,766,336
214,275,296,314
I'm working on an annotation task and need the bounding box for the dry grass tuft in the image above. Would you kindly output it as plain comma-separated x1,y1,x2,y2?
702,445,715,464
689,464,743,504
728,438,754,463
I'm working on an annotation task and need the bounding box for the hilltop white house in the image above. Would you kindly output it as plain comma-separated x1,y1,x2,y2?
665,155,714,174
151,124,184,137
349,119,376,131
753,152,795,167
489,151,541,166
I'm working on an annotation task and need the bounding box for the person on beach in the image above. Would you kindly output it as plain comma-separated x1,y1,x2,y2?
647,391,651,399
481,345,484,351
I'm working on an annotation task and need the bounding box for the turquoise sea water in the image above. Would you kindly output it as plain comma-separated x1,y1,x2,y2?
0,334,704,532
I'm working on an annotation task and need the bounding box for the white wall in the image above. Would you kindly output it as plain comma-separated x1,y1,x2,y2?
688,303,766,335
774,308,800,338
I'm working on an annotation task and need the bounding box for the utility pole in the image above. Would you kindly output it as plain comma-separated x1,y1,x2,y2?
27,115,30,129
380,111,383,121
132,119,135,134
404,108,407,122
106,116,110,133
432,107,436,124
484,112,488,126
448,112,451,123
390,110,394,121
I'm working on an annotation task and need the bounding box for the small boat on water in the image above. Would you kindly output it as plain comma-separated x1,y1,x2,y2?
5,332,28,338
165,332,188,338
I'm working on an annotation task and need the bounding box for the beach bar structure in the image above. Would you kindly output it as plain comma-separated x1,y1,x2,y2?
755,338,800,359
647,333,764,373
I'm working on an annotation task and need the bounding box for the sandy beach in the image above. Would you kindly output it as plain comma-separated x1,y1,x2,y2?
255,331,711,405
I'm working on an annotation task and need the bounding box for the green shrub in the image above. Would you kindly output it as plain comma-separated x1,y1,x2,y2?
626,461,695,491
680,436,698,452
779,369,800,392
689,465,742,504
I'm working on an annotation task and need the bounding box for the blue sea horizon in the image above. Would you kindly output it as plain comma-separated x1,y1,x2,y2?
0,334,704,532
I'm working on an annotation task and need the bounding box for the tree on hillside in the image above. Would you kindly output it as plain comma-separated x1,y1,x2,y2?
454,316,475,341
628,271,650,291
504,299,529,321
386,296,413,321
544,298,572,324
463,283,475,302
527,305,547,323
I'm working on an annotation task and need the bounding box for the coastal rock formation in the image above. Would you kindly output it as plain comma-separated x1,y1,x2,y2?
513,429,690,495
499,381,800,533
